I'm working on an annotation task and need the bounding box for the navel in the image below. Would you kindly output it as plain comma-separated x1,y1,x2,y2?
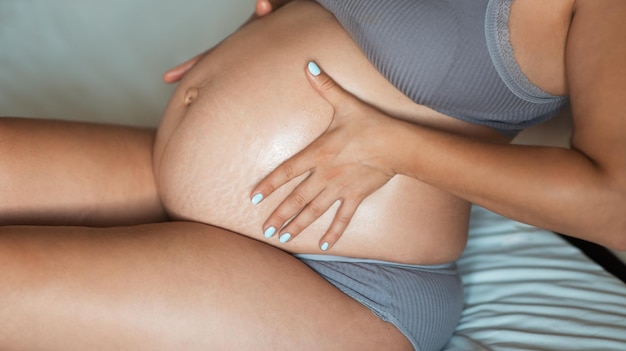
183,87,199,106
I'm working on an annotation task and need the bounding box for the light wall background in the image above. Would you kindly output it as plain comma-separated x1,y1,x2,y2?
0,0,253,127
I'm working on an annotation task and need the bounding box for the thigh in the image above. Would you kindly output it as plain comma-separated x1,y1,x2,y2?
0,117,164,226
0,222,412,350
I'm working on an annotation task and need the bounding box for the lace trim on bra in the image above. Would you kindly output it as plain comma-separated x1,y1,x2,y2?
485,0,568,104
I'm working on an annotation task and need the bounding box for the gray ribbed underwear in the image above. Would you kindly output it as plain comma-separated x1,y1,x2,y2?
314,0,569,136
296,254,464,351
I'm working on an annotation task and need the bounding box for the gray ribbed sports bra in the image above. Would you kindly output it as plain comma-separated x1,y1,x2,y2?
314,0,569,135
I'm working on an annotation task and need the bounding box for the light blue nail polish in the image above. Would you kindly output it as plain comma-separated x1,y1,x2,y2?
308,61,321,76
279,233,292,243
251,193,264,205
264,226,276,239
320,242,330,251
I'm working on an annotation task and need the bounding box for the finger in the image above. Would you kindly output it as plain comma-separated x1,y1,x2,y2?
250,151,313,205
305,61,359,110
275,190,339,243
318,199,359,251
256,0,273,16
162,53,205,83
261,179,323,242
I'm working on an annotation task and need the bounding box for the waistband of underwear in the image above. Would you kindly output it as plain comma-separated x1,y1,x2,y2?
294,254,458,273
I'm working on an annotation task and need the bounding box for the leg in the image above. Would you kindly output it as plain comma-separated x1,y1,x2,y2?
0,222,412,350
0,117,166,226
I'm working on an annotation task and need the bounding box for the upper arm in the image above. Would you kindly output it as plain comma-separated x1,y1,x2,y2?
565,0,626,248
566,0,626,176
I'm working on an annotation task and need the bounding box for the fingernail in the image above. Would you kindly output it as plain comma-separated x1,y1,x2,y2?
264,226,276,239
320,242,330,251
308,61,321,76
251,193,264,205
279,233,292,243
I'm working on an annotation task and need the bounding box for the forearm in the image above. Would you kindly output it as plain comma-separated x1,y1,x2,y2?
393,123,626,249
0,118,167,226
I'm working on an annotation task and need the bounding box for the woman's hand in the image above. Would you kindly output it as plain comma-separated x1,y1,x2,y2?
255,0,295,16
163,51,207,84
163,0,282,84
251,62,403,251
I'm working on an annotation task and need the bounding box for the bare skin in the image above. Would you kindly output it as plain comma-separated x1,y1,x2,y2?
0,223,410,350
2,0,623,349
154,0,509,264
0,118,165,226
237,0,626,251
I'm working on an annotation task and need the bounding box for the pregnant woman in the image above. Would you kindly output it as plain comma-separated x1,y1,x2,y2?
1,0,624,350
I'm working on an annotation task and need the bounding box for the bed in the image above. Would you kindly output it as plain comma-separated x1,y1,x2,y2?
2,1,626,349
445,206,626,350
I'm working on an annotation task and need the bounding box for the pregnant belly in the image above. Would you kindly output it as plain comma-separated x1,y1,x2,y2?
153,0,471,264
